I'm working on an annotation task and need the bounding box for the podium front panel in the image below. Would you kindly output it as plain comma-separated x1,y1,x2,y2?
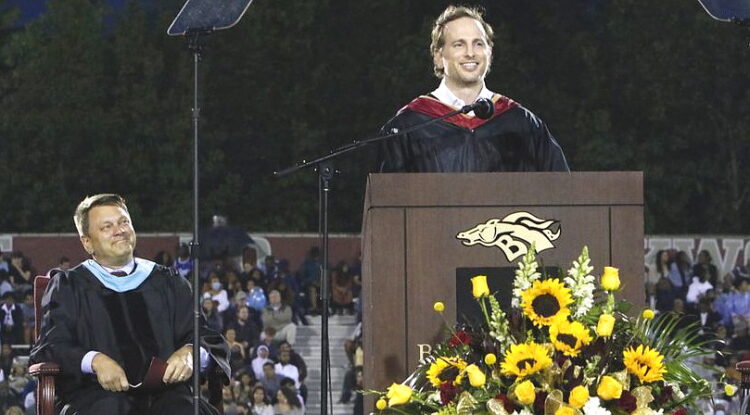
361,172,644,413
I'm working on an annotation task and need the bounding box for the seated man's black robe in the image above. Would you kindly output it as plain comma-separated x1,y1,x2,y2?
378,95,569,173
30,263,230,414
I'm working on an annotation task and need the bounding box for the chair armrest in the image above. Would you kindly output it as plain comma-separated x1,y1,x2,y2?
738,360,750,389
29,362,61,377
29,362,60,415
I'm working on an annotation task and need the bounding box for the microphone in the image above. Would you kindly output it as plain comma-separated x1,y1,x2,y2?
461,98,495,120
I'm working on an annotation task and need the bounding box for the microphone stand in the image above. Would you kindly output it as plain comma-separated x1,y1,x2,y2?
274,102,488,415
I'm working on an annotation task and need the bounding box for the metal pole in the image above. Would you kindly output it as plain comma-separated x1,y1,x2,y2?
189,34,202,415
319,162,333,415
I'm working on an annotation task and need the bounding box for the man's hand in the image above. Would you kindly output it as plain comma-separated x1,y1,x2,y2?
163,345,193,384
92,353,129,392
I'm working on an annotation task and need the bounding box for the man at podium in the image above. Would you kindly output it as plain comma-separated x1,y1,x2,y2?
378,6,569,173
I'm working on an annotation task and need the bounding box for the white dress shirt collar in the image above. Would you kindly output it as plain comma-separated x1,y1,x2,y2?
431,79,495,109
100,259,136,275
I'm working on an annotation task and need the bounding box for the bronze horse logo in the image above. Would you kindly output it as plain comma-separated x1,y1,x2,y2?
456,212,561,262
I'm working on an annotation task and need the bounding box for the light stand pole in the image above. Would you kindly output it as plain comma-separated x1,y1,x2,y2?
168,1,255,413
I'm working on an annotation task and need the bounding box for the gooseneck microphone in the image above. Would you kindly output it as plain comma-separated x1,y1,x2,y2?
461,97,495,120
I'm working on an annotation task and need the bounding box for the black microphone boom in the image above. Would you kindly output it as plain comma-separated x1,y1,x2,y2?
461,97,495,120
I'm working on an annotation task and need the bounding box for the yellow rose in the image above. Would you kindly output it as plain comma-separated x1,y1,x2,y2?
433,302,445,313
376,398,388,410
386,383,413,406
597,376,623,400
514,380,536,405
596,313,615,337
471,275,490,298
569,385,589,409
465,364,486,387
484,353,497,365
555,408,576,415
725,384,737,397
601,266,620,291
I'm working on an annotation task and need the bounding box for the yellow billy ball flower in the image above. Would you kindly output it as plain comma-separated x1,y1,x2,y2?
471,275,490,298
465,364,486,387
569,385,589,409
376,398,388,411
386,383,413,406
433,302,445,313
484,353,497,365
596,313,615,337
642,309,655,319
725,384,737,397
514,380,536,405
601,266,620,290
597,376,623,400
555,408,576,415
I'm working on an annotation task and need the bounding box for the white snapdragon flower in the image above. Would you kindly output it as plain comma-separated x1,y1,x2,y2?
512,248,541,308
564,247,596,317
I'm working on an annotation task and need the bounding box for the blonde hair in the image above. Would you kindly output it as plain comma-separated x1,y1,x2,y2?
430,5,495,78
73,194,128,236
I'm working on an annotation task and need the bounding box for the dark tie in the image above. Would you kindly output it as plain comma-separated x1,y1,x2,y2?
110,270,128,277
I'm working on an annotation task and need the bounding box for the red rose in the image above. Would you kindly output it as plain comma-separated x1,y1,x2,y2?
439,381,459,404
672,408,688,415
448,330,472,347
616,390,637,413
534,391,548,415
656,385,674,405
494,394,515,413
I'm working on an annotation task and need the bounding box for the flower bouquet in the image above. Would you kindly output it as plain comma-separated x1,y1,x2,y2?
372,247,727,415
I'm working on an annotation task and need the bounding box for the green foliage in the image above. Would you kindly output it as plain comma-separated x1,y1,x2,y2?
634,311,718,408
1,0,749,233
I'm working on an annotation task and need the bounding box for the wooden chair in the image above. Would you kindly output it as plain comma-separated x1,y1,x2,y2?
28,274,225,415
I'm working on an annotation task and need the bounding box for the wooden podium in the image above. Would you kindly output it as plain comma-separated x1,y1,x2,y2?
361,172,644,411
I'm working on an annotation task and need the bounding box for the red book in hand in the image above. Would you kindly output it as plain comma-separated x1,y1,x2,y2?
129,357,169,390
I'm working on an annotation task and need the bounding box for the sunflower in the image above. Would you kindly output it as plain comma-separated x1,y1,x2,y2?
623,345,666,383
521,278,574,327
550,320,593,357
500,342,553,378
426,356,468,387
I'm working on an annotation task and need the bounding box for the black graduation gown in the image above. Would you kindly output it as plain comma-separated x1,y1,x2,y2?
29,263,230,407
378,94,569,173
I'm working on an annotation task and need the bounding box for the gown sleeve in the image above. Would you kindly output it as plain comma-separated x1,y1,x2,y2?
377,117,407,173
525,109,570,172
29,271,89,383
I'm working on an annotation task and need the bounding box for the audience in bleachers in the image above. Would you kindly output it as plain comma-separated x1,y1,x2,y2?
0,251,36,414
648,249,750,413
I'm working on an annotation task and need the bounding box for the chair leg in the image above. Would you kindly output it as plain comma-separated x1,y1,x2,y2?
36,374,56,415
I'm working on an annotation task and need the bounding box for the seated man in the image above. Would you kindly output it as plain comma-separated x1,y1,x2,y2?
261,290,296,345
30,194,230,415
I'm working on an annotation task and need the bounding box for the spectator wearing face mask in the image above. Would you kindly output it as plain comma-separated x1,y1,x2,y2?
206,275,230,313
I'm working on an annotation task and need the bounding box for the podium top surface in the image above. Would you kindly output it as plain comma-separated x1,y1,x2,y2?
364,172,643,208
